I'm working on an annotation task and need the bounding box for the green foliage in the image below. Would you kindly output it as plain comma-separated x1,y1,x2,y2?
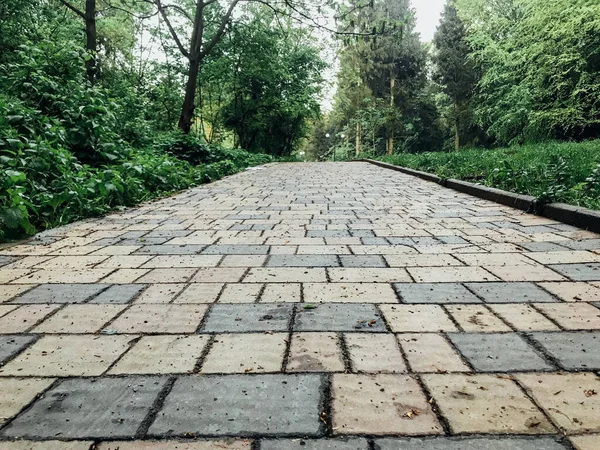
377,140,600,209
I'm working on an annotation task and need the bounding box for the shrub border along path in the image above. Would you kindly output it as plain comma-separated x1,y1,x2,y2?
359,159,600,233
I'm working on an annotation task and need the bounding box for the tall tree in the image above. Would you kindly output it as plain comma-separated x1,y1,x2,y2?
59,0,98,84
433,0,477,150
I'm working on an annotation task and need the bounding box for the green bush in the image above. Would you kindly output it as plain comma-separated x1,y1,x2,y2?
376,141,600,210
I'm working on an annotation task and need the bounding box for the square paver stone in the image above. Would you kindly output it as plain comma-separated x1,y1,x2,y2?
550,263,600,281
447,333,553,372
0,377,55,424
379,305,457,332
303,283,397,304
422,374,555,434
0,335,133,376
261,438,369,450
294,304,386,332
374,437,568,450
266,255,339,267
201,304,294,332
108,305,208,333
1,376,167,439
394,283,480,304
149,374,324,436
527,332,600,370
332,374,442,435
518,373,600,434
464,282,557,303
89,284,147,304
11,284,109,304
0,440,93,449
339,255,386,268
0,335,36,366
96,441,250,450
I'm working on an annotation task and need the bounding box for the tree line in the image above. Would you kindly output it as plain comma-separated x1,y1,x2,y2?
308,0,600,160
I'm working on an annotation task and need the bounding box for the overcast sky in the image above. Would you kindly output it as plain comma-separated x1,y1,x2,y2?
413,0,446,42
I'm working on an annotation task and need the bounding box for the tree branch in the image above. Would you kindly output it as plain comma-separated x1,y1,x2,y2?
59,0,85,18
154,0,190,58
200,0,240,58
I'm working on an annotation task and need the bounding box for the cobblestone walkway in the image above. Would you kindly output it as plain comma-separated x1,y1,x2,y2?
0,162,599,449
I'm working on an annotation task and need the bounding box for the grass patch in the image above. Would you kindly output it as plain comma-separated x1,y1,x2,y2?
376,140,600,210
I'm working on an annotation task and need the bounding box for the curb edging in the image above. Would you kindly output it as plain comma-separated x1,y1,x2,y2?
357,158,600,233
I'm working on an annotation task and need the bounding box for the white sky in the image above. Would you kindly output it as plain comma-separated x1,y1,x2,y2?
413,0,446,42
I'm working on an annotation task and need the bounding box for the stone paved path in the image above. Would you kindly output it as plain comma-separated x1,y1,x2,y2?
0,162,599,449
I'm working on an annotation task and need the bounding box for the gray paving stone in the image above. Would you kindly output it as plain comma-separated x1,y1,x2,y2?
395,283,480,304
134,245,207,255
559,239,600,251
266,255,339,267
89,284,147,304
350,230,375,238
374,437,567,450
12,284,109,304
119,237,170,246
0,335,35,365
517,242,569,252
201,245,269,255
549,263,600,281
340,255,386,268
0,256,17,267
143,230,192,238
294,304,386,332
528,331,600,370
360,237,389,245
447,333,553,372
149,374,324,437
1,376,166,439
262,438,369,449
464,282,557,303
201,304,294,332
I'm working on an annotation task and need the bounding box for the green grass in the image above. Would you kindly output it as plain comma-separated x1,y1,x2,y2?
376,140,600,210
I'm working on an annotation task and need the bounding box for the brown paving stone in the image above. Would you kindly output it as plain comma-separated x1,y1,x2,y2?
303,283,397,304
287,332,344,372
33,304,124,333
11,269,113,284
39,255,109,269
141,255,221,268
201,333,287,373
570,435,600,450
423,374,555,434
243,268,327,283
485,264,566,282
136,268,197,284
445,305,512,332
0,305,60,333
518,373,600,434
0,377,55,423
260,283,301,303
384,254,463,267
526,251,600,265
345,333,406,373
379,304,458,332
0,285,32,303
107,304,207,333
134,283,186,304
332,374,442,435
398,333,469,373
219,283,262,303
95,255,152,268
101,269,149,283
220,255,267,267
0,335,133,376
488,304,560,331
533,303,600,330
328,268,411,283
191,268,247,283
109,335,209,374
407,267,498,283
539,282,600,302
174,283,223,304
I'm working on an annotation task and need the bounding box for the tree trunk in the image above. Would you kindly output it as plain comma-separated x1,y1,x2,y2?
355,122,362,156
85,0,97,85
178,57,201,134
454,101,460,151
387,75,395,155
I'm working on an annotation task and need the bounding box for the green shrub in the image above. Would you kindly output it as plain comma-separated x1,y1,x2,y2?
376,141,600,210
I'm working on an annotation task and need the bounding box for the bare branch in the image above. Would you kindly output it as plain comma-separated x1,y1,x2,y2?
163,4,193,23
59,0,85,18
154,0,190,58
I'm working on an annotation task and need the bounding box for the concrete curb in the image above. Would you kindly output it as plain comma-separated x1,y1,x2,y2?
358,158,600,233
